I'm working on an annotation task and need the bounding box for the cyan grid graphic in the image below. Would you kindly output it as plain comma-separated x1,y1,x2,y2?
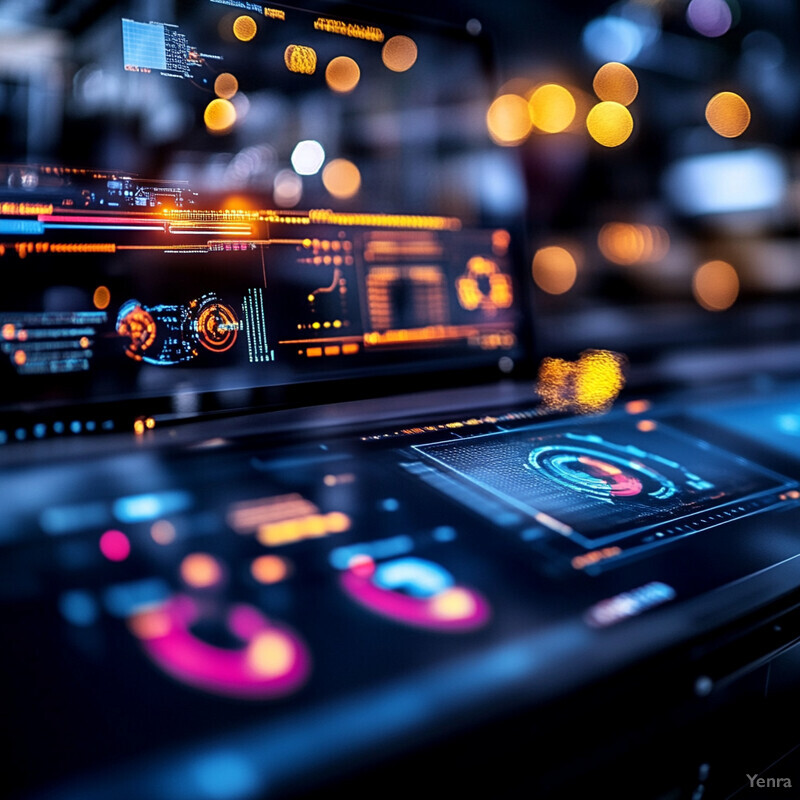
122,19,167,71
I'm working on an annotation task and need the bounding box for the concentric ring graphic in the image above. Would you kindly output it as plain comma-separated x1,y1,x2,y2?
527,445,678,502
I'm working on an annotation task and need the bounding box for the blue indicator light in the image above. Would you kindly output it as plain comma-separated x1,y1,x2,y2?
113,490,192,523
373,557,454,598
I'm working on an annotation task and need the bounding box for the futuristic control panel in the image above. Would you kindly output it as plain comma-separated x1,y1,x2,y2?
7,397,800,799
0,0,526,434
0,167,520,416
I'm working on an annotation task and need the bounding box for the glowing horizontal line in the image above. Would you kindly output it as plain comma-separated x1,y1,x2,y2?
169,230,250,235
116,245,201,250
44,224,162,231
279,336,362,344
41,215,164,225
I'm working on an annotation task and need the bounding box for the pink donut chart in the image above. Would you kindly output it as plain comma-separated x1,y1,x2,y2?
128,594,310,699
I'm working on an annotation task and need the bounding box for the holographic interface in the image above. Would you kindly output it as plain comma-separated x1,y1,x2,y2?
414,418,796,551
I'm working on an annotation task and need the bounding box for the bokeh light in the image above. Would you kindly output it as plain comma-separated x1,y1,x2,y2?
284,45,317,75
128,608,171,640
204,98,237,134
430,588,477,621
537,350,626,414
180,552,223,588
693,260,739,311
592,62,638,106
291,140,325,176
582,16,645,64
273,169,303,208
486,94,532,146
99,529,130,562
325,56,361,93
532,246,578,295
151,519,176,545
232,15,257,42
598,223,669,265
93,285,110,310
214,73,239,99
246,631,294,677
382,35,418,72
251,555,290,584
687,0,732,38
529,84,576,134
586,101,633,147
705,92,750,138
322,159,361,199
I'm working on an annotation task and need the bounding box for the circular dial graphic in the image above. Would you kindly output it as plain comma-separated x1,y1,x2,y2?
195,300,239,353
528,445,678,501
116,300,157,361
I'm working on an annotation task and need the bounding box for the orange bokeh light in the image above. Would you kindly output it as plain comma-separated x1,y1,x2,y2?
593,62,638,106
180,553,223,588
532,246,578,295
251,555,290,584
232,15,257,42
214,72,239,99
382,35,418,72
93,285,111,310
486,94,532,146
693,260,739,311
204,98,237,134
598,223,669,265
705,92,750,138
325,56,361,93
322,159,361,199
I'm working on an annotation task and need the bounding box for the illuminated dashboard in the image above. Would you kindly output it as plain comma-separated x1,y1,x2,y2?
0,0,525,432
6,392,800,799
0,167,518,400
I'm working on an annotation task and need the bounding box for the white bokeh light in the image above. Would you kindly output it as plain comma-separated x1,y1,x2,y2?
290,140,325,176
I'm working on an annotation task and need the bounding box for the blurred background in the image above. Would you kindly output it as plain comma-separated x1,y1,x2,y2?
474,0,800,390
374,0,800,392
1,0,799,393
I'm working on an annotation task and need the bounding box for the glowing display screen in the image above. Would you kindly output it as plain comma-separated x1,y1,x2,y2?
0,1,524,426
415,417,795,552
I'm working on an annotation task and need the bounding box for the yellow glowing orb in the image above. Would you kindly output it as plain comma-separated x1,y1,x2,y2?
593,62,638,106
322,158,361,199
382,35,418,72
532,246,577,294
586,101,633,147
705,92,750,138
537,350,626,414
529,84,576,134
214,72,239,99
693,260,739,311
486,93,532,146
246,631,294,677
232,15,257,42
284,44,317,75
325,56,361,93
204,98,237,134
430,588,476,621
